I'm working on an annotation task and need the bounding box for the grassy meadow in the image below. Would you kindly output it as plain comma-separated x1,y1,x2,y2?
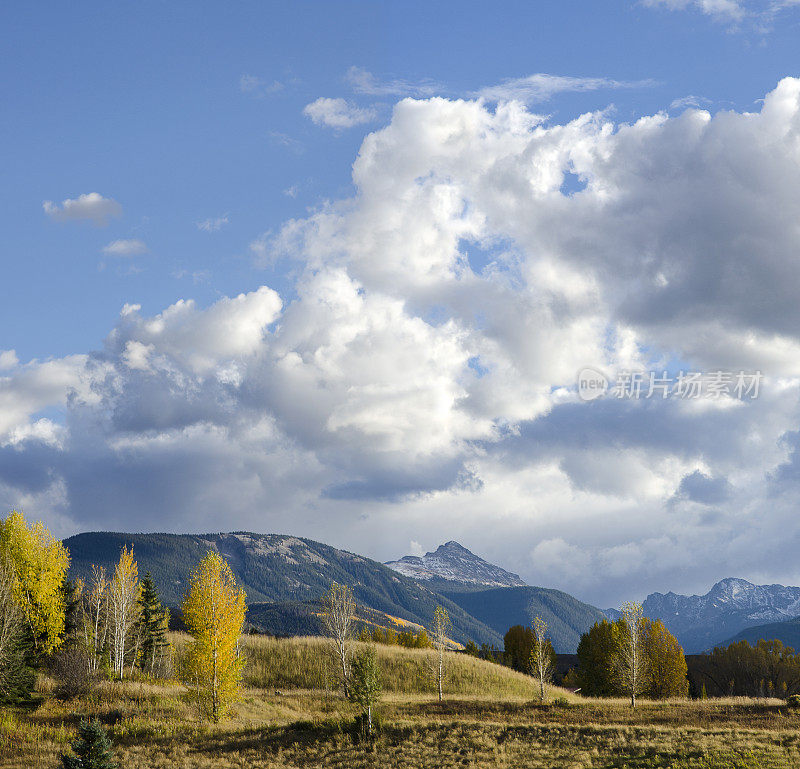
3,635,800,768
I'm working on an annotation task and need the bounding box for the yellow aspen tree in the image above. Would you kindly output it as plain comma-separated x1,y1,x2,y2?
181,551,246,723
109,546,139,679
643,619,689,699
0,510,70,654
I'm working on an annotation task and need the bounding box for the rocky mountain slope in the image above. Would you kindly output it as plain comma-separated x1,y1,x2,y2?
609,578,800,653
385,541,527,588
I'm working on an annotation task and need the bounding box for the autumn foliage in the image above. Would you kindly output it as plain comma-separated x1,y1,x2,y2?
181,551,246,722
0,510,70,655
577,614,689,699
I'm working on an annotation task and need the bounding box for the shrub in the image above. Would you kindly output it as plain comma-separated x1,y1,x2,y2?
349,645,382,737
51,644,94,699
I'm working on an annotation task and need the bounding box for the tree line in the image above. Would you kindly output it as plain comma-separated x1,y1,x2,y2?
687,639,800,699
357,625,432,648
496,601,689,706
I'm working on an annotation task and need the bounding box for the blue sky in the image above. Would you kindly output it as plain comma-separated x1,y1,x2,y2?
5,0,800,360
4,1,800,605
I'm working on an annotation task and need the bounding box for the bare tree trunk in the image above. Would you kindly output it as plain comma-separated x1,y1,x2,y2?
340,644,349,698
438,650,443,702
212,644,218,722
130,627,141,677
118,615,126,680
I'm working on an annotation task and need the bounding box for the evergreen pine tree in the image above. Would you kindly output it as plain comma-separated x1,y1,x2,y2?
61,719,117,769
0,634,35,706
61,579,83,640
137,573,169,675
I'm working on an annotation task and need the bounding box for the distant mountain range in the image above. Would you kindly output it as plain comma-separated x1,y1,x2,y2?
65,532,607,652
65,531,800,655
385,541,526,588
606,578,800,653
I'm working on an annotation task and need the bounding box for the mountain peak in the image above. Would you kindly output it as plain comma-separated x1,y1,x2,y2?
712,576,752,587
385,541,526,587
435,541,471,555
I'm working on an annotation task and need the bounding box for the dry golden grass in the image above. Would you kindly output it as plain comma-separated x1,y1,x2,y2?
3,636,800,768
241,634,557,699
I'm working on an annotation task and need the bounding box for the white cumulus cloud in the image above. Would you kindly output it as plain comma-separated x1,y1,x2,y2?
0,351,19,371
10,80,800,606
43,193,122,225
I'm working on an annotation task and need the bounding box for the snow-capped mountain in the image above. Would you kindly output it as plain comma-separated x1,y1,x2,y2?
385,541,527,588
607,577,800,653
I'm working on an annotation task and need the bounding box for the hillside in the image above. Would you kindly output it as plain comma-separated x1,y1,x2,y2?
64,531,502,646
714,615,800,650
439,585,607,653
245,599,434,641
386,541,526,588
240,634,558,698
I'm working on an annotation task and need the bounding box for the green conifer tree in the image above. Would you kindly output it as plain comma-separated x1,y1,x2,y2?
61,719,117,769
137,573,169,675
0,633,35,705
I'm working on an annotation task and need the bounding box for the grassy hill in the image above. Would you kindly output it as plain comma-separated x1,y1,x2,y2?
715,615,800,650
439,585,607,653
64,531,502,647
239,634,555,698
